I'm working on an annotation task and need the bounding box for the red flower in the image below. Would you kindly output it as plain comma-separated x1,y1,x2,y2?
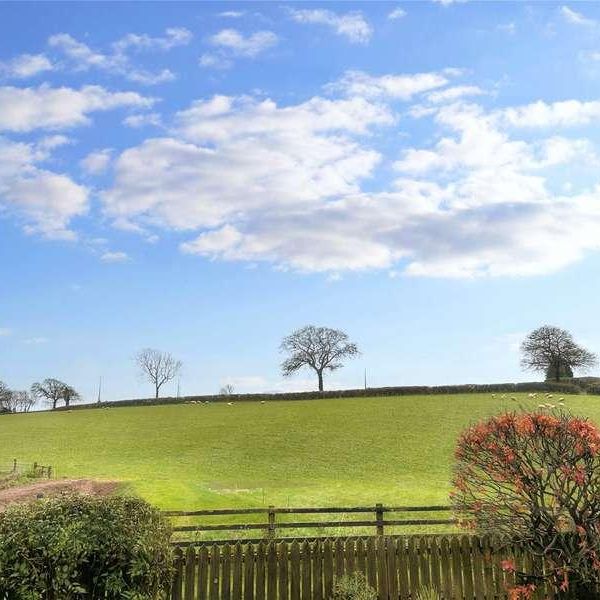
501,559,516,573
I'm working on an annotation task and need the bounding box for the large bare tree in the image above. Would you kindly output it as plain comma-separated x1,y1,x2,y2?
136,348,182,398
280,325,359,392
31,378,80,409
520,325,597,382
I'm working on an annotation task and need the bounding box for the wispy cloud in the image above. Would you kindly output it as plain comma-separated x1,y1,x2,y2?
47,27,192,85
100,251,130,263
388,7,407,21
80,149,113,175
560,6,597,27
0,54,53,79
201,28,278,69
289,8,372,44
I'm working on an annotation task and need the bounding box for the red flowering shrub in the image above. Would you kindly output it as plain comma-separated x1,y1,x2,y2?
452,410,600,599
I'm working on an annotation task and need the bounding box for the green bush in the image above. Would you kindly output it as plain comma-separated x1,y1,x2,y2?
415,586,442,600
331,572,377,600
0,494,172,600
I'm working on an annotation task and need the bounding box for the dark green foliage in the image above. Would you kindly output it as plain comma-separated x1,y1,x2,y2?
0,494,172,600
545,360,574,381
331,572,377,600
56,381,583,411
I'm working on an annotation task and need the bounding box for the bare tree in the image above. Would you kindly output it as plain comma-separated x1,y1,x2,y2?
10,390,36,413
136,348,182,398
0,381,11,412
219,384,235,396
521,325,597,382
31,378,79,409
280,325,359,392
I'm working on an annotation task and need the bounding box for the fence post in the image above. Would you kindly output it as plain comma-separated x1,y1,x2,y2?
12,458,16,473
33,462,38,476
47,466,52,479
268,505,276,539
375,503,384,536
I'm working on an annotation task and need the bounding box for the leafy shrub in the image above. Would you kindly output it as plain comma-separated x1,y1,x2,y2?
0,494,172,600
331,572,377,600
415,586,441,600
452,410,600,599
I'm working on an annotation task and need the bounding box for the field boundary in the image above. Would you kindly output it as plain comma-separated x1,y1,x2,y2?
53,380,583,412
169,534,555,599
166,505,457,544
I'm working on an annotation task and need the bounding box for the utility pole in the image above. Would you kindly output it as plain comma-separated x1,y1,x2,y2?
364,368,367,390
97,376,102,404
176,377,181,399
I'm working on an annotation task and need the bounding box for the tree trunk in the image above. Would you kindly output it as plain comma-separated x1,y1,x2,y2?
52,398,57,410
65,396,70,408
317,370,323,392
155,384,159,399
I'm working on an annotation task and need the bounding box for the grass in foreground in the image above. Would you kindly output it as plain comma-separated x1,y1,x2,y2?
0,393,596,513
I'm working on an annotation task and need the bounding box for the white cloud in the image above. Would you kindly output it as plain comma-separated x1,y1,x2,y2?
432,0,469,5
97,74,600,279
111,27,192,53
201,29,278,69
199,53,233,70
123,112,162,128
0,84,153,132
80,149,112,174
218,11,245,18
500,99,600,128
48,29,186,85
0,54,53,78
560,6,597,27
102,94,391,232
5,171,88,239
0,136,88,239
388,7,407,20
330,70,448,99
289,8,372,44
208,29,278,57
426,85,485,103
0,328,11,337
100,250,130,263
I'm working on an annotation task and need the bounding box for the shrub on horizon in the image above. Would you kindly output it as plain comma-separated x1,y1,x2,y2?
452,409,600,599
0,494,172,599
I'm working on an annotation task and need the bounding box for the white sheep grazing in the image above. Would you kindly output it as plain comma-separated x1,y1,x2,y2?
227,402,234,406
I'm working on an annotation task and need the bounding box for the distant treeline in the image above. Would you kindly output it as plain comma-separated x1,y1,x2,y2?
53,379,600,412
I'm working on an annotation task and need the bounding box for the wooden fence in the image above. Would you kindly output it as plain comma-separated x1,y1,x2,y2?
170,534,554,600
0,459,52,479
165,505,457,544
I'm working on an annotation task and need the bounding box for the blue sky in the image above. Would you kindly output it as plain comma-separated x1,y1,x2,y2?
2,1,600,402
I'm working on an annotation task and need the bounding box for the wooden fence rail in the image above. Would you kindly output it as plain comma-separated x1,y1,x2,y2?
170,535,554,600
0,459,52,479
165,505,457,543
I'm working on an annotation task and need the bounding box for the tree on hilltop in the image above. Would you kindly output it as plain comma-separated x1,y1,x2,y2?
520,325,597,382
136,348,182,399
280,325,359,392
31,378,80,409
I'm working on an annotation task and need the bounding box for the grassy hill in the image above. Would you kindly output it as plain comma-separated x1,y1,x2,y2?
2,392,599,511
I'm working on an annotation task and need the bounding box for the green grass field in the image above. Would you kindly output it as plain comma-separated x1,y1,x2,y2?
2,393,599,511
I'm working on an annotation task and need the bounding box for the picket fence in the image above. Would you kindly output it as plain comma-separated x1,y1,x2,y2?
170,534,554,600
